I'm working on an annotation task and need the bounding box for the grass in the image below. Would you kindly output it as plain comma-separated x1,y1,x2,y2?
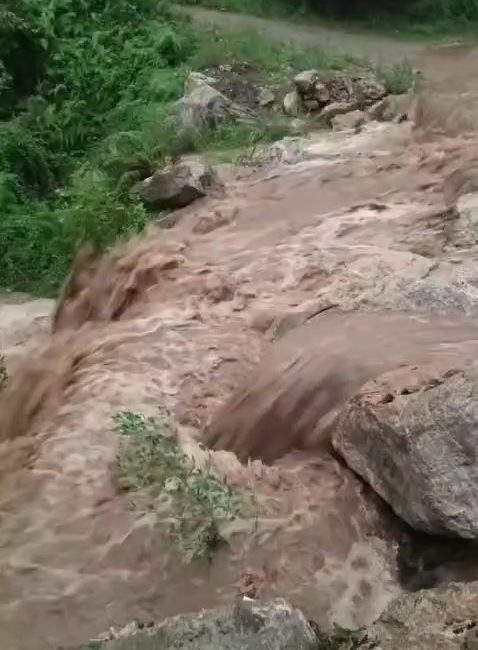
376,60,417,95
115,411,252,563
0,1,354,297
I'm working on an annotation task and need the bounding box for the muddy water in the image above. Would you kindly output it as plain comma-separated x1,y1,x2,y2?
3,28,478,650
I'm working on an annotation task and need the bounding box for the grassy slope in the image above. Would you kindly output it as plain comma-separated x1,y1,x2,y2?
0,1,353,297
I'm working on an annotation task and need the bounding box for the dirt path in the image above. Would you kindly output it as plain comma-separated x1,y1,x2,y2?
176,4,453,63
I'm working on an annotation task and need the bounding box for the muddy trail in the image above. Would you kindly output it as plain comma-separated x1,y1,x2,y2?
3,18,478,650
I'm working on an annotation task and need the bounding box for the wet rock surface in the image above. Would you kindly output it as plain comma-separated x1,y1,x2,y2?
78,599,318,650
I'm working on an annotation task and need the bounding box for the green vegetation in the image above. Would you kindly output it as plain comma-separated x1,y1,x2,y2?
178,0,478,34
0,0,351,297
115,411,253,562
376,61,416,95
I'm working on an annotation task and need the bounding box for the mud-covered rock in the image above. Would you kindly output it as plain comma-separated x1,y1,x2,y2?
357,581,478,649
81,599,318,650
139,161,216,209
333,362,478,538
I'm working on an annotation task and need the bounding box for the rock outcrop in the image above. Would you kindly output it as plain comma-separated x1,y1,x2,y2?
79,599,318,650
333,361,478,538
357,581,478,649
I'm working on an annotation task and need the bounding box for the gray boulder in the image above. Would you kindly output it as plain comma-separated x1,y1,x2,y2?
283,90,301,117
333,360,478,538
356,581,478,649
82,599,318,650
174,83,230,131
293,69,319,95
139,161,215,210
184,71,218,95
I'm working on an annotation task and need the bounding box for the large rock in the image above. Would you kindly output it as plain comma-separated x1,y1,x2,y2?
282,90,301,116
333,360,478,538
139,161,215,210
356,581,478,649
82,599,318,650
184,71,218,95
174,83,230,131
293,69,319,95
331,109,367,131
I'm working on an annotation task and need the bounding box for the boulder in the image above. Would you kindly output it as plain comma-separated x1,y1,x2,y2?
352,76,387,104
257,87,276,107
303,98,320,112
184,71,217,95
333,360,478,538
331,109,367,131
282,90,301,116
139,161,215,210
82,599,318,650
320,101,358,122
314,82,330,104
356,581,478,649
293,69,319,95
368,94,413,122
174,83,230,131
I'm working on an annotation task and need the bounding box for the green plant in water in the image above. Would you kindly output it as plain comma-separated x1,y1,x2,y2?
115,411,247,562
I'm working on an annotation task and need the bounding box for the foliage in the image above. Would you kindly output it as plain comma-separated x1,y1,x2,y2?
376,61,416,95
0,0,351,296
115,411,248,562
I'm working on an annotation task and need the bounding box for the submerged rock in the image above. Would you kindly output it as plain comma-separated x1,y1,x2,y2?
81,599,318,650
